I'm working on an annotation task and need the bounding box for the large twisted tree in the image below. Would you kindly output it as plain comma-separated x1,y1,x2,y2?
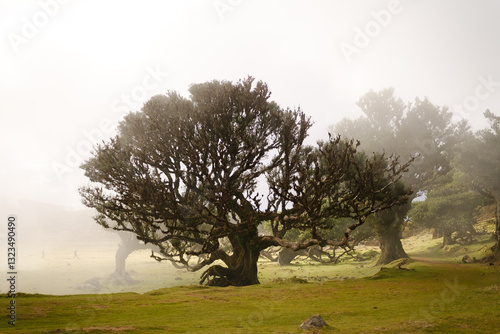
80,77,412,286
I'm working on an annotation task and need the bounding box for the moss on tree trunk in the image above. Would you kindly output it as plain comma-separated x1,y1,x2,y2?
375,207,409,265
376,216,409,265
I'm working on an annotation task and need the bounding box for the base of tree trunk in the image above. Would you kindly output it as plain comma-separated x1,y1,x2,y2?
376,232,409,265
278,247,304,266
200,264,260,287
110,269,139,285
200,239,261,287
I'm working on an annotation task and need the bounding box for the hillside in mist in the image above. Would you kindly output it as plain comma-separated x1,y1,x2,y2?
1,197,119,253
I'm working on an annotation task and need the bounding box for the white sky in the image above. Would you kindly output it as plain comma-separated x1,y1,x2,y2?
1,0,500,209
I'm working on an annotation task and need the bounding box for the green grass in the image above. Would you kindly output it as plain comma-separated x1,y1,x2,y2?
403,229,497,263
2,223,499,333
2,260,499,333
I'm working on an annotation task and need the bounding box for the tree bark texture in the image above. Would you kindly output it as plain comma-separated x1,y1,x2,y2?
277,247,305,266
376,228,409,265
375,208,409,265
200,231,262,286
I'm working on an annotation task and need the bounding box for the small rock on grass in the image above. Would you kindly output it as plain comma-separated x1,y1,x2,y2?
299,314,328,330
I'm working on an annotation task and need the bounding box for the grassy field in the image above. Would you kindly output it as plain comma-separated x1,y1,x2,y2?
1,228,499,333
2,260,499,333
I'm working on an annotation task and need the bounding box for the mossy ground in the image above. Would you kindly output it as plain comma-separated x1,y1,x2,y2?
2,261,499,333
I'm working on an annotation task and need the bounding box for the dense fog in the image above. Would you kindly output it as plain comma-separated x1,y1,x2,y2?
1,1,499,295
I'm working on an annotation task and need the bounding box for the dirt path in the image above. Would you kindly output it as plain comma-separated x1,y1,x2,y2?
411,257,459,265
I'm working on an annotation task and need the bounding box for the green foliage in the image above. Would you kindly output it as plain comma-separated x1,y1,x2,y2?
458,110,500,252
408,170,484,244
460,110,500,189
274,217,374,246
334,88,468,200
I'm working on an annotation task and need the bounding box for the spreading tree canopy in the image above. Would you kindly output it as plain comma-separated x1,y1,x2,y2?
80,77,412,286
331,88,466,264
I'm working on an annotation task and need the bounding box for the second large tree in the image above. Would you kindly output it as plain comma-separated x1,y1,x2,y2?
332,88,465,264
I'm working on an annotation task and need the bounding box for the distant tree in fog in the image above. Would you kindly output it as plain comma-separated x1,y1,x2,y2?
459,110,500,253
331,88,467,264
408,169,484,247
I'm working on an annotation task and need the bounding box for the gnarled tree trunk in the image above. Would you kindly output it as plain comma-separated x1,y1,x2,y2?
277,247,304,266
376,225,409,265
375,208,409,265
111,232,153,284
200,230,261,286
111,241,135,283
